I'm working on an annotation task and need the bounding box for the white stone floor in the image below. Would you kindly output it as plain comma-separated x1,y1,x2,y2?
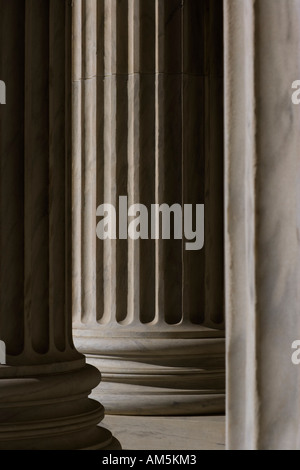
102,415,225,450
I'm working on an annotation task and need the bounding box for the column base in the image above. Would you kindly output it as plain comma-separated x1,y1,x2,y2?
76,335,225,416
0,362,121,450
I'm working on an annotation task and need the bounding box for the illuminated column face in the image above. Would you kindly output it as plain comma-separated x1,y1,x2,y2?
225,0,300,451
0,0,119,450
73,0,225,415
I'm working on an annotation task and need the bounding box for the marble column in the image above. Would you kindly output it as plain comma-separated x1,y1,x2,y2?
73,0,225,415
0,0,119,449
225,0,300,450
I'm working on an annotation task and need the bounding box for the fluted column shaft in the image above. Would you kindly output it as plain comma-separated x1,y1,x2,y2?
0,0,118,449
73,0,225,415
225,0,300,450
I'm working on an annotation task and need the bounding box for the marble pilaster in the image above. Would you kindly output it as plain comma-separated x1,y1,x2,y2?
225,0,300,450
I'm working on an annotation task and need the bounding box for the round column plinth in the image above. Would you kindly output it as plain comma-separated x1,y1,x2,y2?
75,332,225,416
0,362,120,450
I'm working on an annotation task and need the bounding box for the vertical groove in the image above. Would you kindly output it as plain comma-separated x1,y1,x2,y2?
96,0,105,322
24,0,50,354
103,0,117,324
72,0,82,326
163,0,183,325
182,0,205,325
65,0,73,349
127,0,140,325
204,0,224,327
81,0,97,325
49,0,66,352
154,0,165,324
139,0,155,324
0,0,25,355
115,0,129,324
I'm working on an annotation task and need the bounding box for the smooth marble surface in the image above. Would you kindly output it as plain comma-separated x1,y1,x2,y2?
103,415,225,450
225,0,300,451
83,335,225,416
